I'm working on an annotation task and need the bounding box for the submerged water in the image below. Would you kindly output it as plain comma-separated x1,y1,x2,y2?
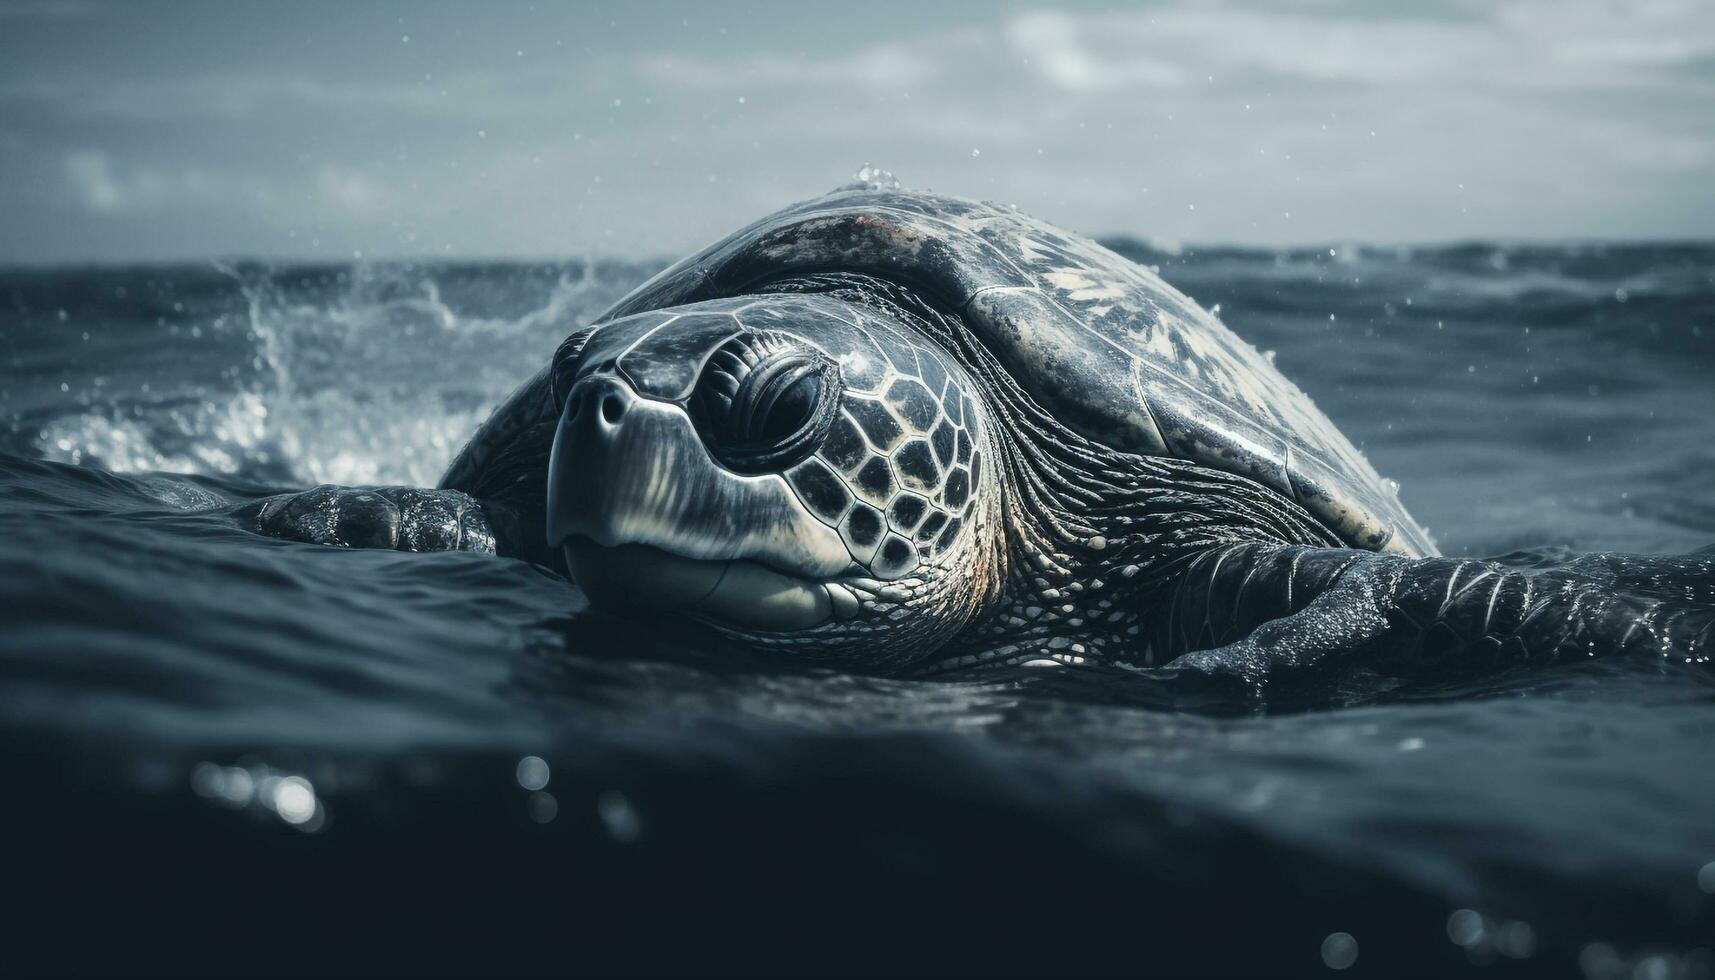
2,243,1712,976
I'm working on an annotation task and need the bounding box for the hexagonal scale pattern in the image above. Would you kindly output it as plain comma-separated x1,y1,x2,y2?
886,378,943,433
892,439,939,494
841,503,885,564
786,458,852,526
752,317,987,580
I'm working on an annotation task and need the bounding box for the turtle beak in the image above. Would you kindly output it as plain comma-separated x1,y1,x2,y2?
544,374,633,552
543,373,850,630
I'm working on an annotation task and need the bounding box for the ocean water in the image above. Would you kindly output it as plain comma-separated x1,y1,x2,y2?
1,243,1712,976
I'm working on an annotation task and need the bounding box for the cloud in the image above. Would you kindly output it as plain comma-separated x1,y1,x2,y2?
637,40,941,91
627,1,1715,113
314,166,389,217
0,0,98,20
996,3,1715,94
4,74,449,121
63,151,124,212
1004,11,1188,92
10,0,1715,261
60,150,296,217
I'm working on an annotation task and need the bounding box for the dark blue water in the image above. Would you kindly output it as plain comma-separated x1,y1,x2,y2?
2,245,1713,976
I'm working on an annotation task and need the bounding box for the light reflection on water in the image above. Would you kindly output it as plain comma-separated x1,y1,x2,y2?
191,762,324,832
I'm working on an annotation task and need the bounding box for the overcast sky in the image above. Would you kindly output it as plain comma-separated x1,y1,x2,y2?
1,0,1711,263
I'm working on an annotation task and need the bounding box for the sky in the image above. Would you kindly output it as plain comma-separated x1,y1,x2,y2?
1,0,1711,263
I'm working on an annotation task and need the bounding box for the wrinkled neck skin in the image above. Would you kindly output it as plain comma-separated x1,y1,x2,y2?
756,274,1342,674
931,396,1340,673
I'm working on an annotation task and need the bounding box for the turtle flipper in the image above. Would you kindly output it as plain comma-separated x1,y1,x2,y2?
235,485,501,555
1155,544,1714,686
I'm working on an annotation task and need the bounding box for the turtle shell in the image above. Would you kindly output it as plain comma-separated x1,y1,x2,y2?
598,186,1434,557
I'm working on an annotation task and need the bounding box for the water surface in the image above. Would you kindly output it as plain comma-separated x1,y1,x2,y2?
2,244,1712,976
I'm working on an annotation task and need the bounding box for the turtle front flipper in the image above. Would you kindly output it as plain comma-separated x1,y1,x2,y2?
235,485,509,555
1153,544,1714,688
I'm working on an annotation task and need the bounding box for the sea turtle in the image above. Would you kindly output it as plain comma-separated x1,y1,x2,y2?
240,184,1713,678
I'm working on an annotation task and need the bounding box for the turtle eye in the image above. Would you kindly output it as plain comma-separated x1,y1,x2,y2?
745,360,823,445
691,333,841,474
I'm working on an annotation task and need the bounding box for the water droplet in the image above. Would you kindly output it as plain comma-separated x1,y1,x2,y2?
272,776,317,825
851,164,900,190
218,767,255,806
1321,932,1358,970
190,762,224,798
527,791,558,824
1579,942,1621,979
515,755,550,791
1496,920,1536,959
597,790,642,842
1446,909,1486,947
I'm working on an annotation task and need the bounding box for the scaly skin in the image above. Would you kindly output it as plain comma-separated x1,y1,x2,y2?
236,485,501,555
1160,544,1715,683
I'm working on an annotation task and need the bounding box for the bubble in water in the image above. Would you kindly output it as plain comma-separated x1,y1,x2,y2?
1579,942,1622,980
271,776,317,825
1495,920,1536,959
1320,932,1358,970
527,791,558,824
597,790,642,843
1446,909,1486,947
190,762,225,799
218,767,255,806
515,755,550,791
191,762,325,831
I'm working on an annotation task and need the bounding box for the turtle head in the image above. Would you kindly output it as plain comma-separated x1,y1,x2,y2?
545,294,1003,665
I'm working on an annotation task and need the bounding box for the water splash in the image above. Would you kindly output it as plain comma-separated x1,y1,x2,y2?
33,259,641,490
849,163,901,191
